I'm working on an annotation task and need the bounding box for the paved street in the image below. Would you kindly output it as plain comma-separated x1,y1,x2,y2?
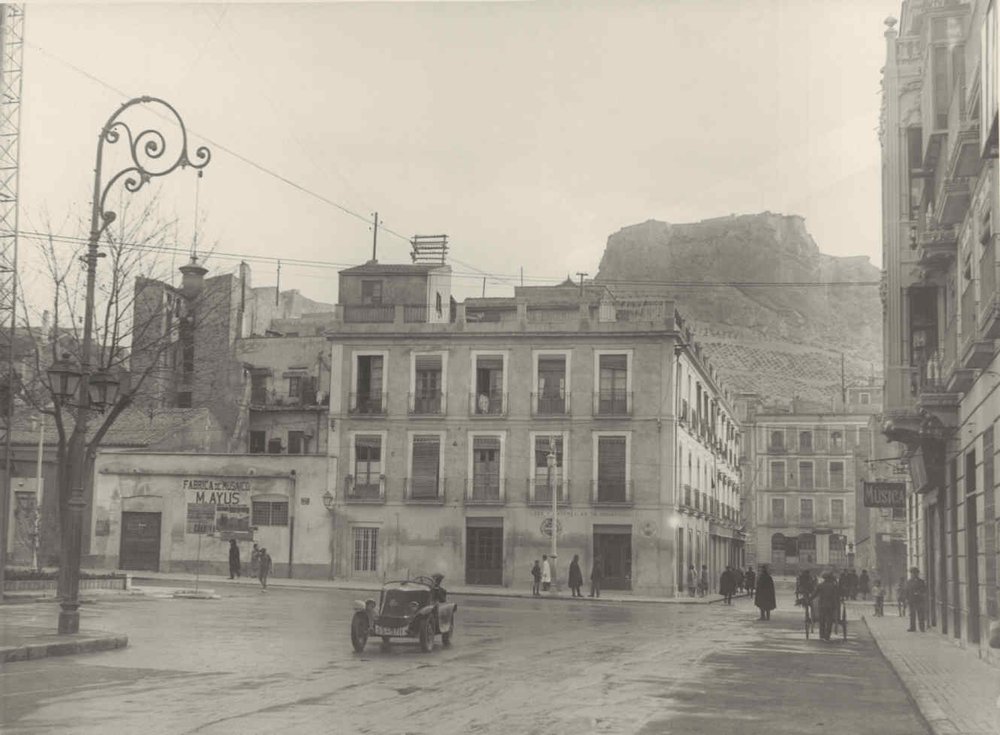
1,584,932,735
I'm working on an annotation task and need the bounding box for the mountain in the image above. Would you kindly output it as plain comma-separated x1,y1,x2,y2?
595,213,882,404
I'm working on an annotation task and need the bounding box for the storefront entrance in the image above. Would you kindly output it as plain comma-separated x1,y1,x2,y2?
594,525,632,590
466,518,503,585
119,512,161,571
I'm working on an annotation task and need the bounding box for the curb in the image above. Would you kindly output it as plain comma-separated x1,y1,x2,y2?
0,633,129,664
863,616,947,735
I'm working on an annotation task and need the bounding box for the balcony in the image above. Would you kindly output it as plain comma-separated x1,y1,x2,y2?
594,390,631,417
343,304,394,323
960,286,994,370
344,475,386,504
404,477,447,504
913,357,960,429
409,391,444,416
591,480,632,505
979,234,1000,339
532,392,570,416
349,392,386,416
465,477,505,505
526,479,570,506
938,179,972,226
916,225,958,268
470,391,506,416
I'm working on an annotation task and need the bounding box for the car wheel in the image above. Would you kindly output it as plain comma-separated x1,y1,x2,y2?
351,612,369,653
442,616,454,646
419,616,434,653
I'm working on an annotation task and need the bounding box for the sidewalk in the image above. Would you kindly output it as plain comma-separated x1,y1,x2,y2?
127,569,730,605
0,622,128,664
848,600,1000,735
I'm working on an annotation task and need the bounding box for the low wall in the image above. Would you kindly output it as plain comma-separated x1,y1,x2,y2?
3,577,128,593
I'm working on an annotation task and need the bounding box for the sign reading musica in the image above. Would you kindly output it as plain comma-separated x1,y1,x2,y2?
863,481,907,508
183,478,252,535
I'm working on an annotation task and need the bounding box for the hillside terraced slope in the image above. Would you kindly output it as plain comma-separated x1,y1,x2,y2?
596,213,882,403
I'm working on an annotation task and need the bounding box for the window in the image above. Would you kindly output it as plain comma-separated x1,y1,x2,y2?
354,355,384,414
596,435,627,502
597,354,629,415
473,354,505,415
410,435,441,498
799,461,814,489
770,461,785,488
892,506,907,520
831,499,845,526
249,431,266,454
770,430,784,450
983,0,998,156
353,527,378,572
859,392,870,405
267,438,282,454
831,431,843,450
288,375,302,400
799,431,813,451
829,461,845,490
471,436,502,499
287,431,307,455
250,373,268,404
361,280,383,305
536,355,567,414
252,500,288,526
354,435,382,492
771,498,785,521
533,435,564,500
800,498,813,524
413,354,443,414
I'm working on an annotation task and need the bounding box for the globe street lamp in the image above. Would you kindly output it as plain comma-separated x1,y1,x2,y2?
52,96,209,634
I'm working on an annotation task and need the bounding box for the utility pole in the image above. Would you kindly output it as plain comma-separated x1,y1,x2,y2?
548,435,558,590
576,272,588,296
841,353,846,408
32,414,43,571
371,211,379,262
275,260,281,307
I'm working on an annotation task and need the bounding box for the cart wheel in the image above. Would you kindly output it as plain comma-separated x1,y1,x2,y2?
442,617,454,646
419,616,434,653
351,612,369,653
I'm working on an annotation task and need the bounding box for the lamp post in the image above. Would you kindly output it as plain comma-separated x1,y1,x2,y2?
47,97,209,634
548,436,558,590
322,489,335,579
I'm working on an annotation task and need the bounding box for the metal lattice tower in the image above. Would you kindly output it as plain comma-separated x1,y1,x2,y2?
0,4,24,580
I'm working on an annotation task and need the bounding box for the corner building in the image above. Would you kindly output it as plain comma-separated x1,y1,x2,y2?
324,261,742,596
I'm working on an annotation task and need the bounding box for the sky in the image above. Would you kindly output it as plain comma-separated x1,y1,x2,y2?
17,0,899,307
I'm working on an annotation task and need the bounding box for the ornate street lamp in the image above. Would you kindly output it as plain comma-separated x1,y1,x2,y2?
322,490,335,512
57,97,209,635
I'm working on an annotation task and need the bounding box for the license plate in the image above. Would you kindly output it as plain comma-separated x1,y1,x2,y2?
375,625,410,637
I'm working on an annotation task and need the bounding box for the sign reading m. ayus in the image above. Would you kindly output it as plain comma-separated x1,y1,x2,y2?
863,481,907,508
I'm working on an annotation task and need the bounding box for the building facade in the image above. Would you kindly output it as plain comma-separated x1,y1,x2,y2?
880,0,999,658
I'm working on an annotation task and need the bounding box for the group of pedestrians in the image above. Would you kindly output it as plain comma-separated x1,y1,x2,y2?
227,539,271,591
530,554,603,598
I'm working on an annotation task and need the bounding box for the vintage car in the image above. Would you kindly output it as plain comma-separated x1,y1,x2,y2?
351,576,457,653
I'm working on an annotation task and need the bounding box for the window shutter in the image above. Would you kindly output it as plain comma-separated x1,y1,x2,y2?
415,355,442,371
411,436,440,497
598,437,627,483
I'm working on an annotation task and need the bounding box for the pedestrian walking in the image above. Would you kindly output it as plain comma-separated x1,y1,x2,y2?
589,556,603,598
250,542,261,578
228,539,241,580
846,568,859,600
859,569,871,601
905,566,927,632
541,554,552,592
720,566,734,604
698,564,709,597
872,580,885,617
258,546,272,590
754,564,776,620
815,571,840,640
744,566,756,597
568,555,584,597
896,576,907,616
530,560,542,596
686,564,697,597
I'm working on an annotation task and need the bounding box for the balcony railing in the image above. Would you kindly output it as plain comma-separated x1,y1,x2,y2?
350,392,386,415
470,391,506,416
532,392,569,416
409,391,444,415
343,304,394,323
404,477,447,503
344,475,386,503
592,479,632,504
404,304,428,323
594,390,631,417
960,283,978,356
527,478,570,505
979,234,1000,339
466,477,505,504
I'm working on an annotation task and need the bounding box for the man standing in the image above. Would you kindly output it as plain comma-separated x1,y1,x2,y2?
698,564,709,597
568,555,584,597
755,565,776,620
744,566,756,597
258,547,272,591
815,571,840,641
541,554,552,592
589,556,603,598
228,539,241,580
720,566,734,605
905,566,928,632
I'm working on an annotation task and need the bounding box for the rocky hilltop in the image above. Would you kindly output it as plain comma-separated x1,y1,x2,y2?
596,213,882,404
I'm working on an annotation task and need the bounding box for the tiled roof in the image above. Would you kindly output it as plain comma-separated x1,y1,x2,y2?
4,406,216,448
339,261,447,275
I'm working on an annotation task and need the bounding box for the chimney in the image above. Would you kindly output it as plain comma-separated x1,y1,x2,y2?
179,255,209,298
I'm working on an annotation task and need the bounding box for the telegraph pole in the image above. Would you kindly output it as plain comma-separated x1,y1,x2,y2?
371,211,379,262
576,272,588,296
